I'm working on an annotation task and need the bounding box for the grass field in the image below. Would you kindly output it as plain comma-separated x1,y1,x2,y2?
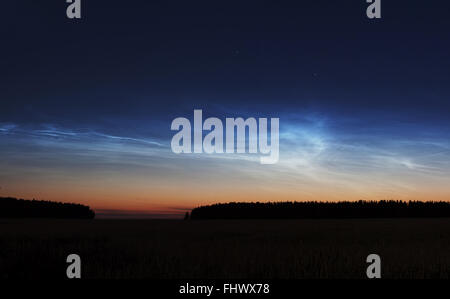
0,218,449,279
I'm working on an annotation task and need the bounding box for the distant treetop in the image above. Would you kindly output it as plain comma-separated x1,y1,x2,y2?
190,200,450,220
0,197,95,219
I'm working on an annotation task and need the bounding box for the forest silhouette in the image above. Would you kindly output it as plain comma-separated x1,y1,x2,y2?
190,200,450,220
0,197,95,219
2,197,450,220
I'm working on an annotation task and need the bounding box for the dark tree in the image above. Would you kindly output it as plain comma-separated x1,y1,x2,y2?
0,197,95,219
190,200,450,220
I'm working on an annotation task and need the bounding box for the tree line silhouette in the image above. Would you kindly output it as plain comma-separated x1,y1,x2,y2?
0,197,95,219
190,200,450,220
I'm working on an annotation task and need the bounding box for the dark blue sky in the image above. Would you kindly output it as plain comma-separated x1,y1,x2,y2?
1,1,450,213
2,1,450,132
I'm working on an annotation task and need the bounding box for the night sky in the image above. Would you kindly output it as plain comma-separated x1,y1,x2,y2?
1,1,450,217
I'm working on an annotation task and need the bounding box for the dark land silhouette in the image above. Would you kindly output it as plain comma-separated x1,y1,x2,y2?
1,198,450,279
0,197,95,219
190,200,450,219
1,218,449,279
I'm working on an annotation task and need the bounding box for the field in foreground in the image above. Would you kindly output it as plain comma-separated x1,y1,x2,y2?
0,219,449,279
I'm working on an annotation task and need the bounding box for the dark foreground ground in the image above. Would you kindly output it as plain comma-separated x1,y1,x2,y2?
0,218,449,279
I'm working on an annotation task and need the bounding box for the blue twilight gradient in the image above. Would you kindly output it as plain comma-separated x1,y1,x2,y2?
1,1,450,214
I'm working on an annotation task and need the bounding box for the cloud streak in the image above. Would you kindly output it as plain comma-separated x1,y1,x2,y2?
1,113,450,214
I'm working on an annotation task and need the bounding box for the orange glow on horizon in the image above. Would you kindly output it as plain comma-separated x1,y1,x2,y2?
2,182,450,217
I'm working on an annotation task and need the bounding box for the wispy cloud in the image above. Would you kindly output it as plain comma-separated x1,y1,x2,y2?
1,115,450,209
